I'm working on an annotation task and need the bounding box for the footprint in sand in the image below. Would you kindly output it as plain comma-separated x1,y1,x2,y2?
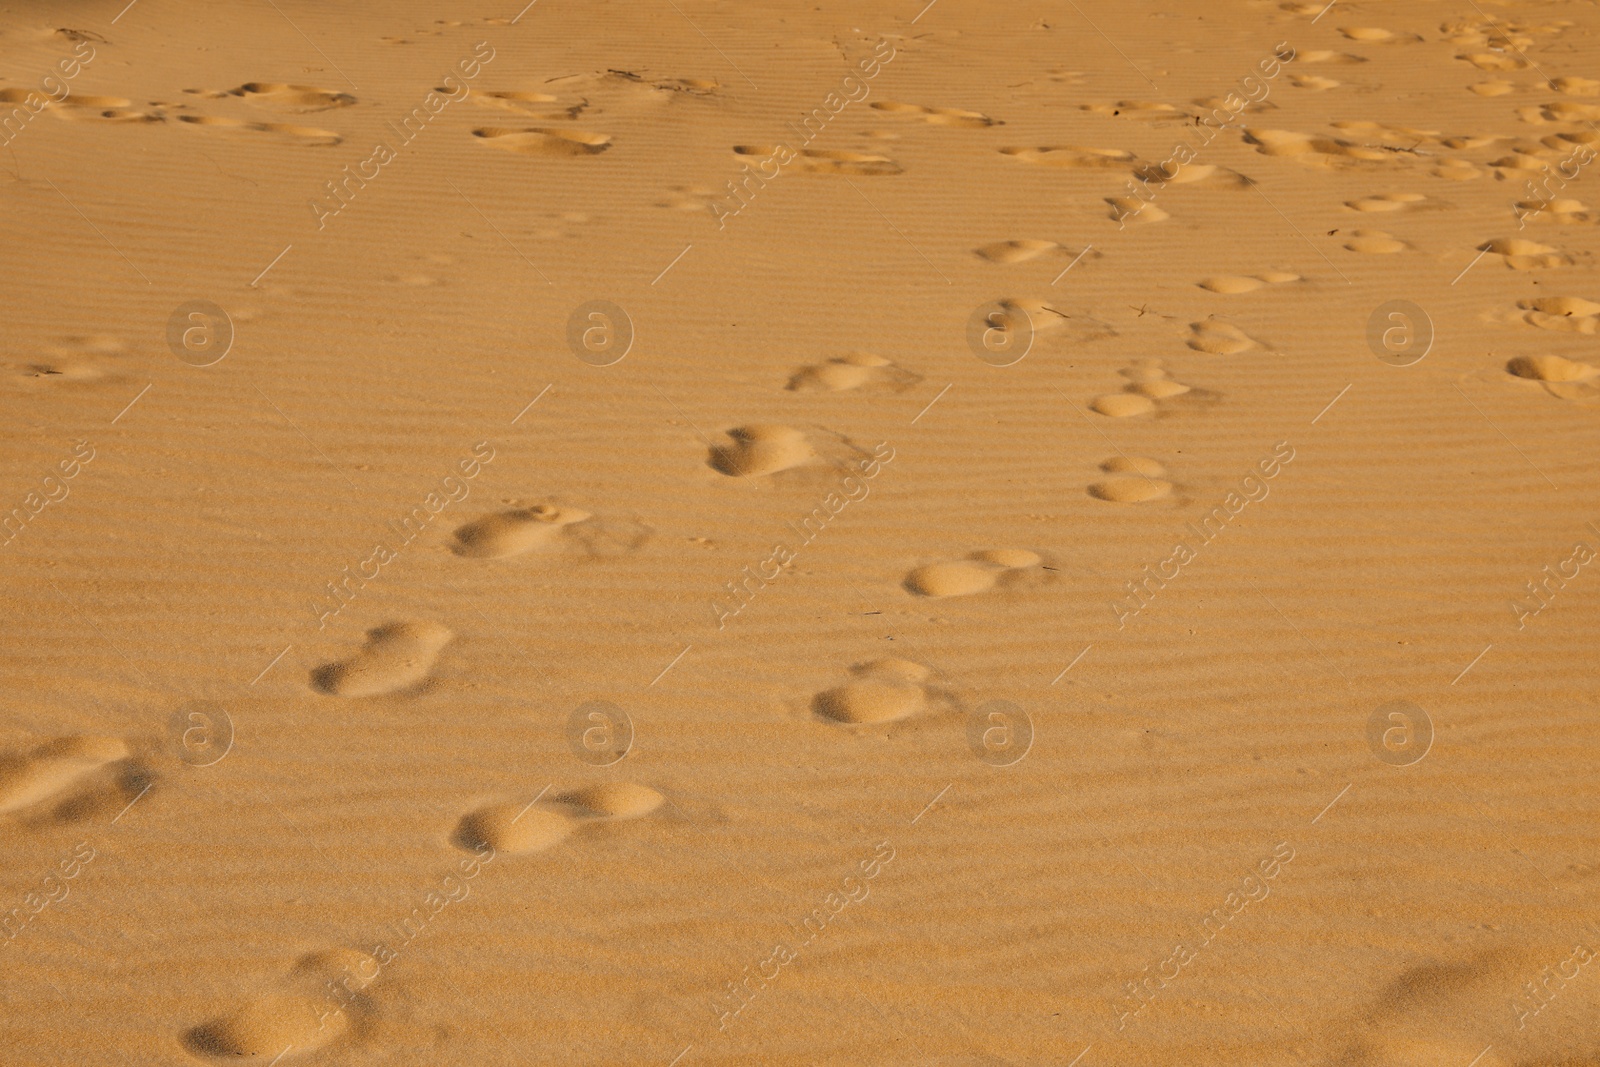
1517,101,1600,126
1506,353,1600,400
904,549,1043,598
732,145,902,175
1287,74,1340,90
473,126,610,156
1195,271,1300,294
998,144,1136,170
453,783,664,855
1518,296,1600,333
1299,50,1369,65
1459,51,1528,71
0,736,134,819
451,505,591,559
1091,359,1204,417
184,949,378,1060
786,352,921,393
1106,197,1169,225
11,333,129,384
1337,26,1422,43
184,83,355,111
1182,319,1260,354
1342,228,1410,254
974,240,1103,267
1553,76,1600,96
1088,455,1174,503
1479,237,1570,270
1132,160,1253,188
1079,100,1186,122
1334,948,1600,1067
1468,80,1518,96
311,622,453,698
1240,128,1396,164
1432,158,1483,181
1345,192,1428,213
462,88,584,120
708,425,813,477
813,658,952,724
177,114,342,145
869,101,1000,127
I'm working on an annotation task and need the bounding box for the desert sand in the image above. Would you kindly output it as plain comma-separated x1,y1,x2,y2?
2,0,1599,1063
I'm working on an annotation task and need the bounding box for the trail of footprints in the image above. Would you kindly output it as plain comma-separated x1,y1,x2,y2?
14,30,1600,1060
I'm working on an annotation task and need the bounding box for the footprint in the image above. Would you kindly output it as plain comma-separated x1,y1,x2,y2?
707,425,815,477
732,145,901,176
1287,74,1340,90
1343,228,1410,253
311,622,453,698
1346,192,1428,213
998,144,1136,169
1299,50,1369,64
1088,456,1173,503
1468,80,1518,96
904,549,1042,598
0,736,129,817
1106,197,1169,224
1431,159,1483,181
176,114,341,145
813,658,949,724
1552,76,1600,96
786,353,920,393
1459,51,1528,71
1479,237,1569,270
451,505,592,559
1240,127,1393,163
1506,353,1600,399
184,949,378,1060
1517,101,1600,125
1183,319,1259,354
472,126,611,156
453,783,663,855
1338,26,1420,43
217,82,356,111
973,239,1058,264
1079,100,1185,121
1196,271,1300,293
868,101,1000,127
1335,948,1600,1067
1090,359,1203,417
1518,295,1600,333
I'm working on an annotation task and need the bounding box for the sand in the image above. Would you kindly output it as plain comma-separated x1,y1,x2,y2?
2,0,1599,1064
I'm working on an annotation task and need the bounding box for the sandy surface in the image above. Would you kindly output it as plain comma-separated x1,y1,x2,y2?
2,0,1599,1064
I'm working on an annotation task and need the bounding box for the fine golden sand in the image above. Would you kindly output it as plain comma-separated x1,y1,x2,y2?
2,1,1599,1064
